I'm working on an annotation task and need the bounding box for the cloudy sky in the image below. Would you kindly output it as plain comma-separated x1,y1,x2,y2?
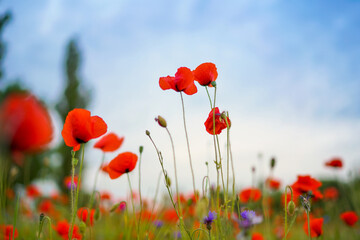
1,0,360,198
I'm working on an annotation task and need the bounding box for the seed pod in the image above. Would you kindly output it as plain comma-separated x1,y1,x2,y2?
139,146,144,154
145,130,150,136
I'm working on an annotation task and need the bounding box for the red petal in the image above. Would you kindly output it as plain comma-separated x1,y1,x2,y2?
91,115,107,139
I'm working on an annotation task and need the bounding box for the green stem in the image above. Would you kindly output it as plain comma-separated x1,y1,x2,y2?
137,149,143,237
69,144,85,240
89,153,105,208
307,210,311,240
12,196,20,240
127,173,139,240
283,185,294,239
179,92,196,197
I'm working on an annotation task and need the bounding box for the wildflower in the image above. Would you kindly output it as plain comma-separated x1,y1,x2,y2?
38,199,54,214
252,232,264,240
239,188,262,203
53,220,82,240
239,210,263,228
303,217,323,237
64,176,78,190
324,187,339,200
0,224,18,240
204,107,231,135
203,211,217,230
162,209,179,224
94,133,124,152
340,211,358,227
325,157,343,168
300,194,312,212
153,220,163,228
291,175,323,200
100,191,112,201
193,62,218,87
266,177,281,190
61,108,107,151
26,185,41,198
77,208,95,226
0,92,53,162
107,152,138,179
159,67,197,95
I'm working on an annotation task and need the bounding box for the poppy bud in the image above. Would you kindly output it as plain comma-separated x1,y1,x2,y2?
165,174,171,187
287,201,296,216
39,213,45,222
72,158,79,167
270,157,276,169
79,221,86,234
145,130,150,136
139,146,144,154
211,81,216,87
205,161,208,166
110,203,120,212
155,115,167,128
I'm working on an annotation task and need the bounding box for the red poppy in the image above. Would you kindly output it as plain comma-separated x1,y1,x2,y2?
94,133,124,152
340,211,358,227
61,108,107,151
193,62,218,87
303,217,323,237
159,67,197,95
100,163,109,174
291,175,322,195
252,232,264,240
100,191,112,201
239,188,262,203
77,208,95,226
266,178,281,190
162,209,179,223
107,152,138,179
324,187,339,200
26,185,41,198
0,224,18,240
325,157,343,168
138,210,157,221
38,199,54,214
64,176,78,189
204,107,231,135
0,92,53,156
54,220,82,240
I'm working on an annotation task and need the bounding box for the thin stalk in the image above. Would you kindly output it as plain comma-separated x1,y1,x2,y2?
165,127,182,215
127,173,139,240
69,144,85,240
179,92,196,197
307,211,311,240
137,149,143,237
89,153,105,208
12,196,20,240
283,185,294,239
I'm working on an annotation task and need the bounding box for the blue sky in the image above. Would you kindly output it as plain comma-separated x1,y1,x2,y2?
1,0,360,198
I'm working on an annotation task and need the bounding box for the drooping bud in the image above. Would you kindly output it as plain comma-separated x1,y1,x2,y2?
145,130,150,136
79,221,86,234
211,81,216,87
155,115,167,128
39,213,45,222
139,146,144,154
287,201,296,216
270,157,276,169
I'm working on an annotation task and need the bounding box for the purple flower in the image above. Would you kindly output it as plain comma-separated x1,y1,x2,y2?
203,211,217,230
153,220,163,228
232,210,263,229
241,210,255,220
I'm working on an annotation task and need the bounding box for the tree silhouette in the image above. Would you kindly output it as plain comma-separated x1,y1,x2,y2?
0,11,11,86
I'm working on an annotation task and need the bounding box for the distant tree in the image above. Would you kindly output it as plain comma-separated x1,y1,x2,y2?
55,38,91,192
0,11,11,86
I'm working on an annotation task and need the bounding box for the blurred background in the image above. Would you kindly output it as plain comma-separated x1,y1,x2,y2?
0,0,359,199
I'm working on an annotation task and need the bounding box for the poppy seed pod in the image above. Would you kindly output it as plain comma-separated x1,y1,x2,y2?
270,157,276,169
287,201,296,216
155,115,167,128
145,130,150,136
139,146,144,154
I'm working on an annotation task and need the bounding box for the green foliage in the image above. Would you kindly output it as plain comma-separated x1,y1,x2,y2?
0,11,11,82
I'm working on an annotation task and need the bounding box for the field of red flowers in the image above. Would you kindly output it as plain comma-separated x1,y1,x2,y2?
0,62,359,240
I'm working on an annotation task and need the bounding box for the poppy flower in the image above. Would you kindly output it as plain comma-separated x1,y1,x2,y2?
239,188,262,203
54,220,82,240
0,224,18,240
324,187,339,200
162,209,179,224
252,232,264,240
77,208,95,226
340,211,358,227
26,185,41,198
325,158,343,169
138,210,156,221
204,107,231,135
38,199,54,214
193,62,218,87
291,175,322,196
0,92,53,157
266,178,281,190
64,176,78,190
159,67,197,95
61,108,107,151
107,152,138,179
303,217,323,237
100,191,112,201
100,163,109,174
94,133,124,152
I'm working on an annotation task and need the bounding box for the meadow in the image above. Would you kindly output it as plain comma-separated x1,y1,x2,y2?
0,62,359,240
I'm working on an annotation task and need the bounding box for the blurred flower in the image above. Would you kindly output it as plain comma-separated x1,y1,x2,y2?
64,176,78,190
54,220,82,240
291,175,323,200
159,67,197,95
204,107,231,135
238,210,263,228
38,199,54,214
100,191,112,201
239,188,262,203
94,132,124,152
203,211,217,230
61,108,107,151
0,92,53,163
26,185,41,198
0,224,18,240
162,209,179,224
325,157,343,169
266,177,281,190
303,217,323,237
77,208,95,226
193,62,218,87
153,220,163,228
251,232,264,240
107,152,138,179
340,211,358,227
324,187,339,200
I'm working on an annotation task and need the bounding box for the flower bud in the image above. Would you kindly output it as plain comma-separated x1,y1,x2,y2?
211,81,216,87
155,115,167,128
139,146,144,154
145,130,150,136
270,157,276,169
39,213,45,222
110,203,120,212
287,201,296,216
165,174,171,187
79,221,86,234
